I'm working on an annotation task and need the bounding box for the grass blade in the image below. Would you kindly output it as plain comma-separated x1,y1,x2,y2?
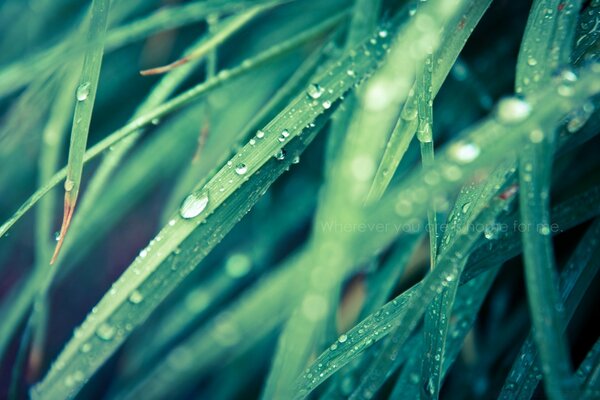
499,218,600,399
50,0,111,264
577,337,600,400
30,12,395,397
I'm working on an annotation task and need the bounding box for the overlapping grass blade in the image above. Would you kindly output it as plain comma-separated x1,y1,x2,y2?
264,2,468,398
50,0,111,264
367,1,493,201
0,13,343,239
297,64,600,398
499,218,600,399
0,0,281,97
0,14,344,366
30,15,398,398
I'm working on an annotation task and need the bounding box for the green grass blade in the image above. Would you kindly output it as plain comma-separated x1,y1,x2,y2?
0,14,343,240
139,2,276,75
367,0,493,201
515,2,579,397
499,218,600,400
30,13,395,396
577,337,600,400
50,0,111,264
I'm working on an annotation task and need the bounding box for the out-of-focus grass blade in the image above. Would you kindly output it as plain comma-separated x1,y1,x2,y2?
30,15,395,398
50,0,111,264
572,1,600,64
0,15,343,366
0,0,280,97
0,13,343,240
140,2,276,75
367,0,493,201
499,218,600,400
264,2,467,398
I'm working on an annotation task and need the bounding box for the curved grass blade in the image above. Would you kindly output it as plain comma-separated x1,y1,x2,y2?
50,0,111,264
0,13,343,240
140,2,277,75
499,218,600,400
367,0,493,201
30,15,396,397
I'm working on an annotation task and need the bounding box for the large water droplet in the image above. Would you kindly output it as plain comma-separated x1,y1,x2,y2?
306,83,324,99
496,97,531,124
256,130,265,139
274,149,286,160
64,179,74,192
322,100,332,109
235,163,247,175
180,191,209,219
128,290,144,304
76,82,91,101
448,141,480,164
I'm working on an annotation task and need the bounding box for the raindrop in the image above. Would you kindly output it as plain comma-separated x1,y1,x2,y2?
378,29,388,38
322,100,332,109
128,290,144,304
346,69,356,77
338,334,348,343
54,231,61,242
64,179,74,192
306,83,325,99
274,149,286,160
496,97,531,124
96,323,116,341
179,191,209,219
256,130,265,139
527,57,538,66
566,102,594,133
461,202,471,213
235,163,247,175
556,68,578,97
76,82,90,101
448,141,480,164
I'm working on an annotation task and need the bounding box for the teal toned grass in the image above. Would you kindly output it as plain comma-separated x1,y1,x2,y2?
1,1,600,400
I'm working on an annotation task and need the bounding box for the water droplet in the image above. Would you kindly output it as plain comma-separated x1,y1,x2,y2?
96,323,116,341
64,179,74,192
566,102,594,133
338,334,348,343
461,202,471,213
527,57,538,66
179,191,209,219
76,82,90,101
151,118,161,126
322,100,332,109
292,155,300,164
448,141,480,163
496,97,531,124
274,149,286,160
556,68,578,96
235,163,247,175
128,290,143,304
306,83,324,99
529,129,544,143
54,231,61,241
378,29,388,38
256,130,265,139
346,69,356,77
80,343,92,353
